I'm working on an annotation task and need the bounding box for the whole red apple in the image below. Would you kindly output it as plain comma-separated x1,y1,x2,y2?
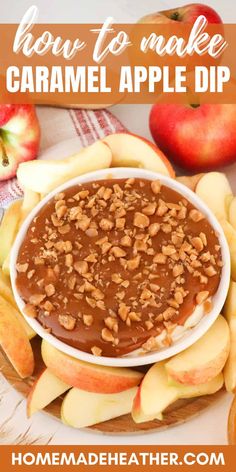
139,3,222,24
0,105,40,181
149,103,236,171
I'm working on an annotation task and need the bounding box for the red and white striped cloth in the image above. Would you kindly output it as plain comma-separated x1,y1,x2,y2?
0,107,126,207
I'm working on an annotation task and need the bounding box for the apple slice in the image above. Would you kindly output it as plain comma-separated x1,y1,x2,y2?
13,310,36,341
176,174,204,192
0,271,36,339
41,340,143,393
224,319,236,393
27,368,71,417
20,188,40,225
17,141,112,194
0,294,34,378
132,388,163,423
226,195,234,219
2,252,10,276
228,197,236,231
195,172,232,221
166,315,230,385
0,199,22,266
223,281,236,392
220,220,236,281
132,363,176,423
61,386,137,428
0,269,17,308
224,280,236,322
132,362,223,423
228,394,236,445
103,133,175,177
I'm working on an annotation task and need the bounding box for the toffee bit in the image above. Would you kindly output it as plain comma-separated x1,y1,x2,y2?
27,269,35,279
58,224,71,235
74,261,88,274
134,212,150,229
145,320,154,331
86,228,98,237
65,254,73,267
120,235,132,247
127,255,141,271
91,346,102,356
111,246,126,258
86,297,96,308
142,336,157,351
45,284,56,297
153,253,167,264
162,245,176,256
16,263,29,273
191,237,204,252
69,207,82,221
200,232,207,246
116,217,126,230
156,199,168,216
112,273,123,284
150,283,160,293
196,291,209,305
23,303,37,318
204,265,217,277
100,241,112,254
56,205,67,219
96,236,108,246
83,314,94,327
68,275,76,290
58,314,76,330
99,218,114,231
142,203,156,216
44,300,54,312
29,294,46,306
104,316,119,333
118,303,130,321
173,264,184,277
189,209,204,222
96,300,106,310
151,180,161,194
148,223,160,237
76,216,90,231
101,328,114,342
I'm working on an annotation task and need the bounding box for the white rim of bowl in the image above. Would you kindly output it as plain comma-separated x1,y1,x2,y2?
10,168,231,367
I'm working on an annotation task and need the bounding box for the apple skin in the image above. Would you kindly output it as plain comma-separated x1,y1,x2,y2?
0,294,34,378
139,3,222,24
149,104,236,172
0,105,40,181
41,340,143,394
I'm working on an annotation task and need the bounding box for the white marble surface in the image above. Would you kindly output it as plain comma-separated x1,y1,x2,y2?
0,0,236,445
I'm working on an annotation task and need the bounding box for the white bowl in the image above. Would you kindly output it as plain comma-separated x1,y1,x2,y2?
10,168,231,368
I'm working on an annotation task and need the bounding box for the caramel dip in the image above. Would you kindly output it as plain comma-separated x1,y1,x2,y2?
15,178,223,358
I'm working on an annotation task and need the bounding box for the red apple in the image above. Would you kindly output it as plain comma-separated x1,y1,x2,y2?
149,104,236,171
0,105,40,181
139,3,222,24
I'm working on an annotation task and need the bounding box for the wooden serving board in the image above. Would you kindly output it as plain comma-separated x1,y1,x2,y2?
0,336,225,434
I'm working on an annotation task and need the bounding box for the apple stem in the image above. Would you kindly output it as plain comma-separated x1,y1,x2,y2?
0,137,9,167
170,12,180,21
